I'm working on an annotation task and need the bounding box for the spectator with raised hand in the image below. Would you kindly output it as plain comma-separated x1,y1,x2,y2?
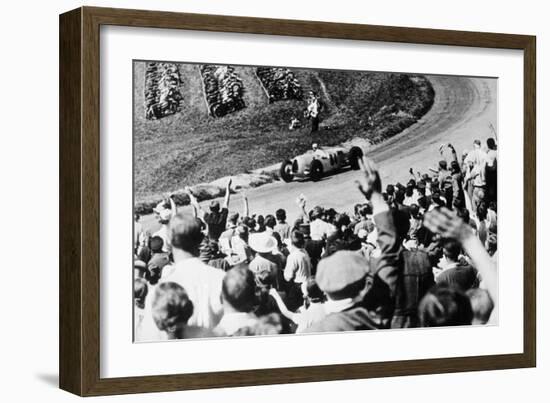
204,178,232,241
184,186,203,219
354,156,402,328
152,195,177,254
423,207,497,320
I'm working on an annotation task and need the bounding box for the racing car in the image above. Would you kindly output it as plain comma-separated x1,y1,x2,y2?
279,144,366,182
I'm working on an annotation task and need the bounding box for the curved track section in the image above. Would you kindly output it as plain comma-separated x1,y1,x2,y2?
141,75,497,232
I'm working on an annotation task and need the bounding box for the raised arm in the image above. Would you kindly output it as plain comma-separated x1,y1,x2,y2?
268,288,299,323
222,178,232,210
356,157,401,326
242,192,249,218
423,208,497,303
168,195,177,216
184,186,204,219
297,195,310,224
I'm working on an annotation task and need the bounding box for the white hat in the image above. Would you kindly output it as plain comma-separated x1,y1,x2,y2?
158,208,172,221
153,201,166,214
248,232,277,253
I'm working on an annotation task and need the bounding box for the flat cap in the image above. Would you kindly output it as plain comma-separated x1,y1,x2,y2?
315,251,369,299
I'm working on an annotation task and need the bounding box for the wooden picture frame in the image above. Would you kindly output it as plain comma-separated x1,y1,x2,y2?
59,6,536,396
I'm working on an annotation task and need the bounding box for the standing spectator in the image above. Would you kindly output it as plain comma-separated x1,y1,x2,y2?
274,208,292,241
485,137,498,203
353,203,374,235
146,236,171,285
219,211,239,254
355,157,403,329
418,285,473,327
230,224,254,264
304,251,377,333
152,282,214,339
435,239,479,292
465,140,488,212
284,230,312,311
305,91,322,133
152,196,177,254
203,179,232,241
249,232,280,289
159,214,225,329
215,265,258,336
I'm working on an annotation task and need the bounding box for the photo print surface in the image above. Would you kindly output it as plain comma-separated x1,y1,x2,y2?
132,60,498,342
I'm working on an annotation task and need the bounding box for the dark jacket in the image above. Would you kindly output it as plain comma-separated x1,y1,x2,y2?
362,210,402,328
302,305,378,333
391,248,435,328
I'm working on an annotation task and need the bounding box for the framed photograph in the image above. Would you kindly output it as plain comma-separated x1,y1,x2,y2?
59,6,536,396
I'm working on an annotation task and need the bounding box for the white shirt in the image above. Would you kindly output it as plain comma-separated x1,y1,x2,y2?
214,312,257,336
160,258,225,329
284,247,312,284
309,219,335,241
152,225,172,254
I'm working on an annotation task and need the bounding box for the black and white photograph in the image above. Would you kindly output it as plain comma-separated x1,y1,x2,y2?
132,60,498,342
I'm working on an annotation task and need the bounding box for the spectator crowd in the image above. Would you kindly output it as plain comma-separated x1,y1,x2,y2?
134,137,498,341
256,67,303,103
200,65,245,118
145,62,183,120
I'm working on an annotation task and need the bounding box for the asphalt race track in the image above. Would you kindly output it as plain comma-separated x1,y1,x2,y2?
140,75,497,233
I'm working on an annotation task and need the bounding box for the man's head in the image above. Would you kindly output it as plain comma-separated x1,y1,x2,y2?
227,211,239,227
394,189,405,204
310,206,324,221
236,224,249,241
305,278,325,304
438,160,448,171
242,216,256,232
222,265,256,313
316,251,368,300
152,282,194,335
473,139,482,149
275,208,287,223
358,203,372,218
419,285,473,327
487,138,497,150
477,202,488,221
466,288,494,325
149,236,164,254
290,229,305,249
450,160,460,174
154,201,172,224
312,143,318,152
442,238,462,263
209,200,220,213
169,213,204,256
264,214,276,229
134,278,148,309
393,208,411,241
